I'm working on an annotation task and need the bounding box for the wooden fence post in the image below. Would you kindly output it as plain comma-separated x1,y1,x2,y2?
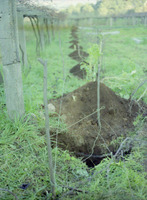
0,0,25,119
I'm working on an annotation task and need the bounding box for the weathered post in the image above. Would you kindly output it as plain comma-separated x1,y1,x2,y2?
0,0,25,119
17,12,28,67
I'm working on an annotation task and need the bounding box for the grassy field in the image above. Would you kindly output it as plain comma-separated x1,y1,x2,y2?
0,20,147,200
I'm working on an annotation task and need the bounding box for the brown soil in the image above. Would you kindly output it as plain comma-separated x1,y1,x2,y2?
70,33,78,39
69,40,79,44
70,63,86,79
50,82,145,162
71,26,79,32
69,25,89,79
69,50,89,61
69,44,83,50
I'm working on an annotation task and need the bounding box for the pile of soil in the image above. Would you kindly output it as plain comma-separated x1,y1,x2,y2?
69,63,86,79
69,50,89,61
69,40,79,44
69,44,83,50
69,61,89,79
69,26,89,78
51,82,145,165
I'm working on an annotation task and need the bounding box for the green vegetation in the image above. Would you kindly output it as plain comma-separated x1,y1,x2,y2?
66,0,147,17
0,20,147,199
98,0,147,16
79,26,147,102
81,43,100,81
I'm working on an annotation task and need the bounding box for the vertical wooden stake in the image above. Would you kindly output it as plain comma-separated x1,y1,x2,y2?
0,0,25,119
38,58,56,198
97,36,103,128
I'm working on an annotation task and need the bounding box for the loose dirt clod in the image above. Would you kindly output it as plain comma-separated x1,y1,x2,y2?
50,82,145,163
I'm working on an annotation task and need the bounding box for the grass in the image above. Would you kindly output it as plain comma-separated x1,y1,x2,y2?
0,19,147,199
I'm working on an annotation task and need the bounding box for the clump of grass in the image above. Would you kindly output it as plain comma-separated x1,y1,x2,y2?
0,110,88,199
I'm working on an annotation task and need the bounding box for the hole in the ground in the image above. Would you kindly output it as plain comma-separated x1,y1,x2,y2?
75,152,110,168
76,149,132,168
84,157,104,168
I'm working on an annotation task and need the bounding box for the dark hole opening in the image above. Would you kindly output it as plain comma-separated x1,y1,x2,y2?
78,149,132,168
84,157,104,168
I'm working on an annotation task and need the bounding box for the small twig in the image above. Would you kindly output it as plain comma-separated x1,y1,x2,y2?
0,188,18,200
76,152,111,158
129,79,147,113
113,137,131,159
61,185,88,193
60,190,74,199
59,186,88,199
137,88,147,102
130,79,147,100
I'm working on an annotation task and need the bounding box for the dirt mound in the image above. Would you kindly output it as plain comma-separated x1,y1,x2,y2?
71,26,79,32
69,40,79,44
69,25,89,79
69,44,83,50
51,82,144,163
70,63,86,79
69,50,89,61
70,33,79,39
